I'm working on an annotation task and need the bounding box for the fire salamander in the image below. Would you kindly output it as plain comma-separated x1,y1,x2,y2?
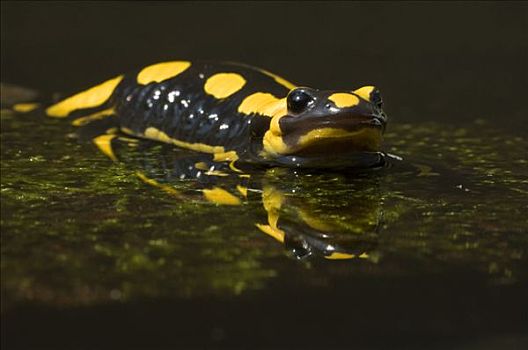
3,61,388,260
45,60,388,169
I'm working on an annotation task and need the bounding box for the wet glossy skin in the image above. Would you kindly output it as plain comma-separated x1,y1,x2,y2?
45,60,388,168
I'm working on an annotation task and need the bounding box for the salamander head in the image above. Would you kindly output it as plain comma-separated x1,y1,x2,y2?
260,86,387,168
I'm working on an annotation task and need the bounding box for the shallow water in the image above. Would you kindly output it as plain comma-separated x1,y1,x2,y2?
2,2,528,349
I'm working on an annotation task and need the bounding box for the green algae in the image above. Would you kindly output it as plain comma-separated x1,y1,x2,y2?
1,107,527,309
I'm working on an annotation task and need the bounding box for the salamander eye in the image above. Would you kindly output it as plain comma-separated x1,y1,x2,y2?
287,88,315,114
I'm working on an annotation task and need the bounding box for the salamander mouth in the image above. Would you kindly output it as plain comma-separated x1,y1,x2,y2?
280,115,385,156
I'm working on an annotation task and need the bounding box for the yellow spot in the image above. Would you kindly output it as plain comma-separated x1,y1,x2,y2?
136,172,181,197
259,68,297,90
194,161,209,171
13,102,40,113
325,252,356,260
143,127,226,154
72,108,115,126
236,185,248,197
238,93,286,117
46,76,123,117
353,86,375,101
328,93,360,108
93,134,118,161
136,61,191,85
204,73,246,99
213,151,239,162
202,187,241,205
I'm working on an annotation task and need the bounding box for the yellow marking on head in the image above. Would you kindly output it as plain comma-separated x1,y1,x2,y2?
298,128,360,146
259,68,297,90
93,134,118,161
13,102,40,113
353,86,375,101
262,133,288,156
237,93,287,117
263,127,382,157
71,107,115,126
328,93,360,108
136,172,181,197
46,76,123,117
236,185,248,198
204,73,246,99
194,162,209,171
325,252,356,260
202,187,241,205
213,151,239,162
144,127,226,154
298,127,382,153
136,61,191,85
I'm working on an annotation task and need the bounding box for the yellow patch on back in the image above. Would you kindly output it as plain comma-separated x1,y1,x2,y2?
328,93,360,108
136,61,191,85
353,86,375,101
237,92,286,117
204,73,246,99
13,102,40,113
93,134,118,161
202,187,241,205
46,76,123,118
71,108,115,126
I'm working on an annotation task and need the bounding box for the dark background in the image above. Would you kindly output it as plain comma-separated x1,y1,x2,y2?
2,1,527,130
